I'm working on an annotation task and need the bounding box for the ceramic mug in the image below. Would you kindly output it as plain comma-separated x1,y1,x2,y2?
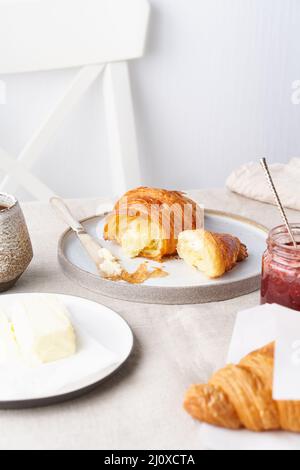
0,193,33,292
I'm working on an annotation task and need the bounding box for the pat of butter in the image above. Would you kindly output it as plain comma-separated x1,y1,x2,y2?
11,295,76,365
98,248,122,277
0,311,20,365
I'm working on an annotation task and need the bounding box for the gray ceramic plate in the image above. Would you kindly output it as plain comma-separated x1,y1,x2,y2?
58,210,268,305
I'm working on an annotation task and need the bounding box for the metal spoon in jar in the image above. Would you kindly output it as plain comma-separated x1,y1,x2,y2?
260,157,297,248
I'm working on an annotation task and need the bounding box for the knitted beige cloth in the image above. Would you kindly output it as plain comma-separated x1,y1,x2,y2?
227,159,300,211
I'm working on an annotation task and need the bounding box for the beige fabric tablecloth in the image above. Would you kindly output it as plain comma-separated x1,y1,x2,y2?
1,189,299,450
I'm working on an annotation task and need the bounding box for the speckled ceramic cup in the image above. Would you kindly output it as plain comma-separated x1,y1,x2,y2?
0,193,33,292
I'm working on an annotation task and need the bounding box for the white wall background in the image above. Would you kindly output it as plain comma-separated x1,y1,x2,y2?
0,0,300,200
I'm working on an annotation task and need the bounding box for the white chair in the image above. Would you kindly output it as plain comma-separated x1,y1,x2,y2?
0,0,150,200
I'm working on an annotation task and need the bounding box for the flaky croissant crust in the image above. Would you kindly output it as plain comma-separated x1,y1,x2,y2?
177,230,248,278
184,343,300,432
104,187,201,260
206,232,248,277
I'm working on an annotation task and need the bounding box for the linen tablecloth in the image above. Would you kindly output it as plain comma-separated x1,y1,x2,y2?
1,189,299,450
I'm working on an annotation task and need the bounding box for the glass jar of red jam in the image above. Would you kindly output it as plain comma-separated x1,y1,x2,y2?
261,224,300,311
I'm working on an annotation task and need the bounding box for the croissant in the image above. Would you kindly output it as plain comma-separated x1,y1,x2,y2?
177,229,248,279
184,343,300,432
104,187,202,261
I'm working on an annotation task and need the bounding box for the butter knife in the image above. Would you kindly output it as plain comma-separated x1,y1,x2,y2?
50,197,122,277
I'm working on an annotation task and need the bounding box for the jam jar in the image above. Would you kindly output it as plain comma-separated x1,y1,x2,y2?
261,224,300,311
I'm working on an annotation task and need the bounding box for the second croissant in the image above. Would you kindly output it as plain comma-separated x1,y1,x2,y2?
184,343,300,433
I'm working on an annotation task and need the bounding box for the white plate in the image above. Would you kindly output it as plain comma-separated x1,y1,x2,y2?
58,210,268,304
0,293,133,408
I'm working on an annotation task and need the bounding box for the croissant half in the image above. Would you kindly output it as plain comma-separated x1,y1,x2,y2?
184,343,300,432
104,187,202,261
177,229,248,278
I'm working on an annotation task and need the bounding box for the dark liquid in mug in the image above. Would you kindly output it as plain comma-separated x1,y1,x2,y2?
0,205,8,212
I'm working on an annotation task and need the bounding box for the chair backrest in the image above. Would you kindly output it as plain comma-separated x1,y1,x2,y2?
0,0,150,200
0,0,150,74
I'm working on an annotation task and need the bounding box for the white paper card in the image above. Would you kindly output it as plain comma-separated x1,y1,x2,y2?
227,304,278,363
0,325,120,401
273,308,300,400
